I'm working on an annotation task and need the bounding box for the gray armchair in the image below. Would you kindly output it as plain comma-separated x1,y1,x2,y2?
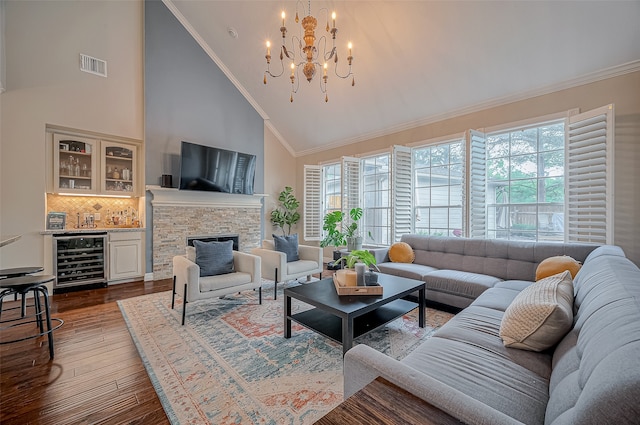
172,246,262,325
251,239,322,299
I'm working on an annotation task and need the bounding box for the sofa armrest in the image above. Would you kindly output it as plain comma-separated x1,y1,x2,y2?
344,344,522,425
298,244,323,265
250,247,286,280
232,251,261,282
368,247,390,264
172,255,201,302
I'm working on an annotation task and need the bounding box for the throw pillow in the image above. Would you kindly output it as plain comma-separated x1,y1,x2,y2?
499,270,574,352
273,233,299,262
389,242,415,263
536,255,582,280
193,240,234,277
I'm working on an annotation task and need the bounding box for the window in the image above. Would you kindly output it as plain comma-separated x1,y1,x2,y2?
303,105,614,245
361,153,391,246
413,140,465,237
323,163,341,217
485,121,565,241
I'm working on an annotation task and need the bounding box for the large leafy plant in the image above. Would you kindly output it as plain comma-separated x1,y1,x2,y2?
339,249,379,270
270,186,300,236
320,207,363,248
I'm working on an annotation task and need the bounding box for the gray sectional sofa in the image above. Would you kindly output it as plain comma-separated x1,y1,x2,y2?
345,236,640,424
370,234,598,309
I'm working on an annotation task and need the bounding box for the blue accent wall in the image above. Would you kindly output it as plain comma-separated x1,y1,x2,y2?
144,0,264,272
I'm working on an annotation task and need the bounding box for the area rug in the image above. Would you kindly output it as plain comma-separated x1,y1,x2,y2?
118,281,454,425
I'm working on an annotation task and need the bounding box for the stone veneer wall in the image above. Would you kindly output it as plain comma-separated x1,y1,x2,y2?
152,206,261,279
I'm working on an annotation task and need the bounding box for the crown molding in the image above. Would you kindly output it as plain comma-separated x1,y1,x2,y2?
295,60,640,157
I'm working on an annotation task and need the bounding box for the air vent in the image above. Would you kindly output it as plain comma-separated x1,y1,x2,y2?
79,54,107,77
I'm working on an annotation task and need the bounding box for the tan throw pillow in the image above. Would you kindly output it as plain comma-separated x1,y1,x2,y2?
389,242,415,263
536,255,582,280
499,270,574,352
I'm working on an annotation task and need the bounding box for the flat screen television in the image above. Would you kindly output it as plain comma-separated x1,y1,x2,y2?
179,141,256,195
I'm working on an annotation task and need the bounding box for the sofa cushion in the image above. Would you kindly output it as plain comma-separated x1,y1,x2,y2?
287,259,319,276
500,270,573,352
273,233,299,262
536,255,582,280
423,269,502,300
388,242,415,263
200,271,253,292
193,240,234,277
403,333,549,425
376,262,437,282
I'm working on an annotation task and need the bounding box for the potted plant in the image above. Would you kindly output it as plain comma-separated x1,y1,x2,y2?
270,186,300,236
335,249,380,286
344,207,364,251
320,210,347,268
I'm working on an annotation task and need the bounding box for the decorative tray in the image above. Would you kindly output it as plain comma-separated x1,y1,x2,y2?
332,272,383,296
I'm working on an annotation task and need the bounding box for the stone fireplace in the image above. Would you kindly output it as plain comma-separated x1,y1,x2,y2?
148,186,264,279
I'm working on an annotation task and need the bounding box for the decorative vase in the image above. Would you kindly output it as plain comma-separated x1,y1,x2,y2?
336,269,357,287
346,236,363,251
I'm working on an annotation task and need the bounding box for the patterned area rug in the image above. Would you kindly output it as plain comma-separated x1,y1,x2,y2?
118,280,454,424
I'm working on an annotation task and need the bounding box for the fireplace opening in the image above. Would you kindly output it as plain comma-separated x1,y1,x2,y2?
186,234,240,251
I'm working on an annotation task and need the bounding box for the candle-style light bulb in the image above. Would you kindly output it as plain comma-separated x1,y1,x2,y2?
290,62,295,76
332,11,336,28
348,42,352,56
323,62,328,77
266,40,271,56
281,11,286,26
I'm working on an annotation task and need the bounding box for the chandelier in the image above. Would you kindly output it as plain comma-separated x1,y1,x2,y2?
263,1,355,102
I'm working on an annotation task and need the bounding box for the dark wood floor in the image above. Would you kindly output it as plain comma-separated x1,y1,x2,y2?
0,279,173,425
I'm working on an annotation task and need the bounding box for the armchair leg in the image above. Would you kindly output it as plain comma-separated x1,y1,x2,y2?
171,276,176,309
181,283,187,326
274,267,279,300
259,287,262,304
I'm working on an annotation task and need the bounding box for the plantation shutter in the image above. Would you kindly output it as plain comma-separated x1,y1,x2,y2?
468,130,487,238
566,104,614,244
303,165,322,241
392,145,413,242
341,156,361,214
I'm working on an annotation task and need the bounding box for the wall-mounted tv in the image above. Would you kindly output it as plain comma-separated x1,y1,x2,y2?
179,141,256,195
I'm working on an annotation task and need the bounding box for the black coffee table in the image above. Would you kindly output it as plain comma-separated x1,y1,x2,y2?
284,273,425,355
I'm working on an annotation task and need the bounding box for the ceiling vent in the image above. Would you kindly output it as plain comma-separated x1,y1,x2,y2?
79,54,107,77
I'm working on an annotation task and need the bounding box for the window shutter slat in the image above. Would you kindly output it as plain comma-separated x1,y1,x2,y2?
303,165,322,241
566,104,614,244
392,145,412,241
468,130,487,238
342,157,361,214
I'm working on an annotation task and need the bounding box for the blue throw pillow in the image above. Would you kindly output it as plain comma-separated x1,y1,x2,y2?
273,234,299,262
193,240,234,277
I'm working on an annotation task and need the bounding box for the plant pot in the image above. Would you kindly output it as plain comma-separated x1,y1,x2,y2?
346,236,363,251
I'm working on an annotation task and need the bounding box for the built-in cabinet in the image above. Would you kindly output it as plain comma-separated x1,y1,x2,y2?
52,133,140,196
108,232,143,281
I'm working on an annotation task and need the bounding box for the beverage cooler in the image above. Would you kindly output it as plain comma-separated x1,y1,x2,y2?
53,233,107,290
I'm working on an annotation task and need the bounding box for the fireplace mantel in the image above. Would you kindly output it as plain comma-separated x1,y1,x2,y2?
148,185,264,279
147,185,266,208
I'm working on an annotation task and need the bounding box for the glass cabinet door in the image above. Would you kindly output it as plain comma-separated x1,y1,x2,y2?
101,141,137,195
53,134,98,194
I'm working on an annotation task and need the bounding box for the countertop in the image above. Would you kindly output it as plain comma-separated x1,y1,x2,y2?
40,228,146,235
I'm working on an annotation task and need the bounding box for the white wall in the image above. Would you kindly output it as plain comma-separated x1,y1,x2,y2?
0,0,143,268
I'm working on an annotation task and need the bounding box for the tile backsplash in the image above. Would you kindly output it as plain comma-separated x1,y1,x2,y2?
46,194,141,229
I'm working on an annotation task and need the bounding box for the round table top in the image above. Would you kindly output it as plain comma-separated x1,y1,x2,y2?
0,266,45,278
0,274,56,289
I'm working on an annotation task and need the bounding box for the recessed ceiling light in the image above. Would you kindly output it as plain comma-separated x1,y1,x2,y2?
227,27,238,39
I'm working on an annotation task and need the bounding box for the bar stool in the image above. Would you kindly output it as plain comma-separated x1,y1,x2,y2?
0,266,45,302
0,275,63,359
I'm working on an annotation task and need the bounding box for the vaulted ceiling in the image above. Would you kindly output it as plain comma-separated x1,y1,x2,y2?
165,0,640,156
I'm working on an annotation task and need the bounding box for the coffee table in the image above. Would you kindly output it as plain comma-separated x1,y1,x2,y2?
284,273,425,355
